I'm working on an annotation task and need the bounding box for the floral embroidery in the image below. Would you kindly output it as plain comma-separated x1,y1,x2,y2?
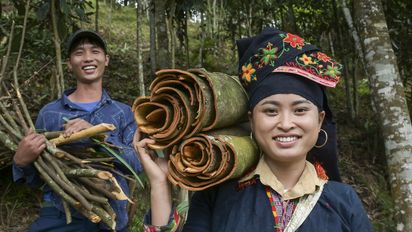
260,42,278,65
325,65,341,78
238,30,342,88
317,52,331,62
299,54,314,65
293,52,342,83
241,63,256,82
283,33,305,49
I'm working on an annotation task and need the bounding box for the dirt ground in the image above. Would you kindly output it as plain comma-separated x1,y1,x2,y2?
0,167,41,232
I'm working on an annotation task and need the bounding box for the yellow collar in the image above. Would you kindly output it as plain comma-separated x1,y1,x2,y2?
239,157,324,200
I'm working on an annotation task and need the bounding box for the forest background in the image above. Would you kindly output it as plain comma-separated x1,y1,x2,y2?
0,0,411,231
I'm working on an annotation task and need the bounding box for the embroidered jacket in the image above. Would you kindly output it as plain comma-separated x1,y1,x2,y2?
144,159,373,232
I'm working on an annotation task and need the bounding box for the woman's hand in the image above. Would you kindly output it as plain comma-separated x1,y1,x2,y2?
133,129,169,185
133,129,172,226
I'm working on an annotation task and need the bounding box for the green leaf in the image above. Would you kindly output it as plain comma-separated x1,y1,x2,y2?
91,138,144,189
62,117,144,188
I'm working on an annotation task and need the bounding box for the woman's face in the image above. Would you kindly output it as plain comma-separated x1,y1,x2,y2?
250,94,325,163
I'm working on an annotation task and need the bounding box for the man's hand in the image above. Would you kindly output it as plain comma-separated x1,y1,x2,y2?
63,118,93,137
14,129,46,167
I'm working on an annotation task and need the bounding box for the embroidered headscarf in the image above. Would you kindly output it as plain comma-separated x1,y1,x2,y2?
236,27,341,110
236,27,343,181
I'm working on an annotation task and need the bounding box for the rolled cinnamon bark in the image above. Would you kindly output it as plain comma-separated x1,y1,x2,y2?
167,127,259,191
133,68,248,150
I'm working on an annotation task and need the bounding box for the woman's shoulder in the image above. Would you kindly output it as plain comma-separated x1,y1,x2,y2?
321,180,363,205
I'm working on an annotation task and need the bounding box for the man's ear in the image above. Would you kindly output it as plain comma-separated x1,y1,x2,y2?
67,58,72,71
105,55,110,66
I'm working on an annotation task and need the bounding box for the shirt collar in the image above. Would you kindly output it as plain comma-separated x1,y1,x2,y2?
62,88,112,109
239,157,323,200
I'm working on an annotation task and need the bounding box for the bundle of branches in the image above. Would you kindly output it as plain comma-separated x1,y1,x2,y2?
168,127,259,191
133,68,260,190
1,112,134,230
0,6,141,230
133,68,248,149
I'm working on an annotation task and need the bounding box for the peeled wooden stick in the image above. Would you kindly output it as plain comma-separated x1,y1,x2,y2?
92,204,116,230
50,123,115,146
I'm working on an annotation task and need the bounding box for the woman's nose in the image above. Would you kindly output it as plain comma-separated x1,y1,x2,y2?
277,113,294,130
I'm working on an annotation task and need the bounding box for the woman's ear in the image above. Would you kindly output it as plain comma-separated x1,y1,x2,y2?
318,110,326,127
248,111,254,130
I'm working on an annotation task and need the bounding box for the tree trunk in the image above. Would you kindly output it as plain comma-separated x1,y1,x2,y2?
343,57,355,119
212,0,217,36
154,0,170,69
136,1,145,96
341,0,366,73
95,0,99,32
246,1,252,36
51,0,64,98
167,1,176,68
184,13,189,68
353,59,359,116
355,0,412,230
198,10,205,67
332,0,355,119
284,1,298,34
107,0,112,41
149,0,157,77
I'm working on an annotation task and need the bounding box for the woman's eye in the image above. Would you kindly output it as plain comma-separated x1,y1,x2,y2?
263,108,278,115
295,107,308,114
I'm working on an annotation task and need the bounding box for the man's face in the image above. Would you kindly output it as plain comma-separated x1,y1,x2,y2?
67,40,109,84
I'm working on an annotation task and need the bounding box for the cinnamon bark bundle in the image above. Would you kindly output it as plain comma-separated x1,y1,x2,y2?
132,68,248,150
167,128,259,191
133,68,261,191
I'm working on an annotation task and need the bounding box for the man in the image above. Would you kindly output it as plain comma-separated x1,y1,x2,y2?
13,29,141,231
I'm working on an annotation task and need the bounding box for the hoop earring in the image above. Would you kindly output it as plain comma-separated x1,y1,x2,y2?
250,131,254,141
314,129,328,148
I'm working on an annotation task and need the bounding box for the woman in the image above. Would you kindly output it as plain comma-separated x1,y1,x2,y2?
135,28,373,232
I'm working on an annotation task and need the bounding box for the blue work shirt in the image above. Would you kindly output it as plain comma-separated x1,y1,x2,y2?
13,88,142,231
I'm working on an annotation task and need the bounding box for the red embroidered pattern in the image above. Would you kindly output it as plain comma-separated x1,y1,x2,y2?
265,186,297,231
